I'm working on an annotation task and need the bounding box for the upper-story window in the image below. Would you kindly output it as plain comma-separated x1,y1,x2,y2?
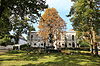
31,35,33,38
72,35,74,41
31,35,33,40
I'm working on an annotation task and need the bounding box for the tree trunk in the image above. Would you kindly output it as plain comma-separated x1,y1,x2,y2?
90,31,94,54
94,43,98,56
15,34,20,44
91,28,98,55
92,31,98,55
89,0,98,56
90,45,93,54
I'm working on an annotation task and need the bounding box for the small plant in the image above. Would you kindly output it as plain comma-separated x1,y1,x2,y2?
80,41,90,47
7,50,25,54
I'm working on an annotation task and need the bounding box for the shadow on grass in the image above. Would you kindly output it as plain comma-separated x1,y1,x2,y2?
22,53,100,66
1,50,100,66
0,52,53,61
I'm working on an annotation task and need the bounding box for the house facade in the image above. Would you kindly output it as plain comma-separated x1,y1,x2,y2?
65,32,78,48
28,31,45,48
28,31,79,49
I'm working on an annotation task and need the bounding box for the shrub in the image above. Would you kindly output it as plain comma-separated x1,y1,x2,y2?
20,44,31,50
80,42,90,47
8,50,25,54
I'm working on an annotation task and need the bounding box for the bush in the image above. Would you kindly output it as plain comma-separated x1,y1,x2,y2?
20,44,31,50
66,47,90,51
0,35,13,46
8,50,25,54
80,42,90,47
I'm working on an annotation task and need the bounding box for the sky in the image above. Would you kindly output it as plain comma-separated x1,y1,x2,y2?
33,0,74,31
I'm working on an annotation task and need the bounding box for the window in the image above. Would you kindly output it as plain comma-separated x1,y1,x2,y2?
72,42,75,47
62,44,64,45
77,44,79,47
31,35,33,39
72,35,74,41
34,43,36,45
41,44,43,46
59,42,60,44
69,43,71,46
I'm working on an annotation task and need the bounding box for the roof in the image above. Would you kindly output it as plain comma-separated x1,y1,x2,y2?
69,29,75,31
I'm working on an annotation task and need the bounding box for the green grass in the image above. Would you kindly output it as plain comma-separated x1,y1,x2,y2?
0,50,100,66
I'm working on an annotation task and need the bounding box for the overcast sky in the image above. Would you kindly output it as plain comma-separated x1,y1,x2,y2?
34,0,74,31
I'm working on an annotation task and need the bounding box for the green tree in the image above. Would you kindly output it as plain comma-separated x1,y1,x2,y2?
68,0,100,55
0,0,48,44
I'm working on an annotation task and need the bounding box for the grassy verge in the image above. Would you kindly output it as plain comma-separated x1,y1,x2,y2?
0,50,100,66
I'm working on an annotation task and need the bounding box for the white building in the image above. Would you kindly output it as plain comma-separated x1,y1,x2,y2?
65,31,78,48
28,30,79,49
28,31,45,48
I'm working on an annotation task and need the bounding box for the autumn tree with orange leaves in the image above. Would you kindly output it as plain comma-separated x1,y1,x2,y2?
38,8,66,44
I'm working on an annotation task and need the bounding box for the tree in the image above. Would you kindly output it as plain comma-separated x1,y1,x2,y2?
68,0,100,55
0,35,14,46
0,0,48,44
0,3,12,46
76,31,91,47
38,8,66,46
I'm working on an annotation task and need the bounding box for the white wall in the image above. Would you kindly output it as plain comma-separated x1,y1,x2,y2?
29,31,78,48
0,45,13,50
31,41,44,48
18,39,27,45
66,32,77,48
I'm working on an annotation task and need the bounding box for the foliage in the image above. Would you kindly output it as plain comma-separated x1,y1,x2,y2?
79,41,90,47
0,5,12,44
0,35,13,46
0,0,48,19
69,0,100,32
0,7,12,35
20,44,31,50
76,31,91,45
38,8,66,42
7,50,26,54
0,0,48,44
69,0,100,55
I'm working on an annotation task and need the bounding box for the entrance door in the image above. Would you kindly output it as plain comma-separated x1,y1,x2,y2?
72,42,75,47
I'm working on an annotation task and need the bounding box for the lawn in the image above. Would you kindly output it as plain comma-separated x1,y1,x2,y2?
0,50,100,66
